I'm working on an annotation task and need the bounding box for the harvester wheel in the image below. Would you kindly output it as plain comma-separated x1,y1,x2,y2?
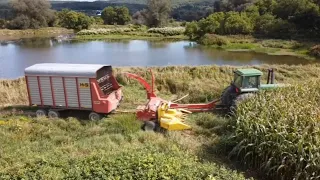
48,110,60,119
36,109,47,117
89,112,102,121
142,121,156,132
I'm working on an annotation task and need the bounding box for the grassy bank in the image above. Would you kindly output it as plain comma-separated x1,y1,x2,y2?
1,64,320,179
198,34,319,60
0,27,74,40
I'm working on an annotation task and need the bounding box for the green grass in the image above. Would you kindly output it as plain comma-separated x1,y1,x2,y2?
0,114,250,179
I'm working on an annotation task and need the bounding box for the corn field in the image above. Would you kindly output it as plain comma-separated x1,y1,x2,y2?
231,80,320,180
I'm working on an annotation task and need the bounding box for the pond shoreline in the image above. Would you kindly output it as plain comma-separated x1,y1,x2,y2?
0,27,318,64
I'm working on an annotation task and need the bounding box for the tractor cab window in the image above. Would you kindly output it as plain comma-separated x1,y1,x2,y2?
234,74,242,88
243,76,259,89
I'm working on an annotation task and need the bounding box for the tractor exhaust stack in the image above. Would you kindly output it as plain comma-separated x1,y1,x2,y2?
267,68,275,84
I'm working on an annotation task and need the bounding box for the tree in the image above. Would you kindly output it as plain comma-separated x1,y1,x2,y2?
9,0,55,29
254,13,276,35
101,6,131,25
146,0,172,27
224,12,253,34
132,9,150,25
101,7,116,25
115,6,131,25
255,0,277,15
184,21,200,40
57,9,92,30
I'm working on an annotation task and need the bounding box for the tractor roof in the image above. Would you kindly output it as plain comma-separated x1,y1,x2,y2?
235,68,263,76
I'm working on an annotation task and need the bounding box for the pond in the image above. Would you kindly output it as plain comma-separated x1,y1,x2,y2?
0,37,314,79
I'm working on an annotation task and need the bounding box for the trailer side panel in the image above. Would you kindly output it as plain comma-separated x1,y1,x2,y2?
52,77,66,107
27,76,41,105
65,77,79,108
39,77,53,106
78,78,92,109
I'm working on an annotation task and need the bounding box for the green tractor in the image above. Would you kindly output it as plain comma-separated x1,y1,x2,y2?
220,68,285,112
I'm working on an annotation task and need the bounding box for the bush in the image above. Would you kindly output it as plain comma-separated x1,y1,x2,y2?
269,19,296,39
57,9,93,31
254,13,276,36
184,21,200,40
147,27,185,36
101,6,131,25
198,34,229,46
309,45,320,58
231,81,320,180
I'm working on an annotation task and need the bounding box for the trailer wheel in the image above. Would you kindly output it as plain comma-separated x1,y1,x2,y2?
89,112,102,121
36,109,47,117
48,110,60,119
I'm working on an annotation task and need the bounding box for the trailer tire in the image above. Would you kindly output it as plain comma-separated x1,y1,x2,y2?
48,110,60,119
89,112,102,121
36,109,47,117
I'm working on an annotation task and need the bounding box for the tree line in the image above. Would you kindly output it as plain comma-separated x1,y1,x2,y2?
0,0,172,30
185,0,320,39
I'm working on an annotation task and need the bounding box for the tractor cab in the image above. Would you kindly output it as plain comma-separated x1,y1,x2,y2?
232,69,263,93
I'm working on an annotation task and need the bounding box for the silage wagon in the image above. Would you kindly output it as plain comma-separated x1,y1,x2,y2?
25,63,123,120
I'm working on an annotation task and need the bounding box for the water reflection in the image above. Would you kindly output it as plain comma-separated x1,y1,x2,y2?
0,38,316,79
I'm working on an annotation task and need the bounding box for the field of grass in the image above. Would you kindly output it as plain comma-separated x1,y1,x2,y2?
75,25,187,41
1,64,320,179
0,27,74,40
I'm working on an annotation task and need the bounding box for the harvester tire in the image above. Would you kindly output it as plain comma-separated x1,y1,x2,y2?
36,109,47,118
142,121,156,132
48,110,60,119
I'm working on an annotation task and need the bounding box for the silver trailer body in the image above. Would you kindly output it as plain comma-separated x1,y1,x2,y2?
25,63,111,110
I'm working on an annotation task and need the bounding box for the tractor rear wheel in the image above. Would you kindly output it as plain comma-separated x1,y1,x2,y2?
36,109,47,118
230,93,255,114
89,112,102,121
48,110,60,119
221,85,237,107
